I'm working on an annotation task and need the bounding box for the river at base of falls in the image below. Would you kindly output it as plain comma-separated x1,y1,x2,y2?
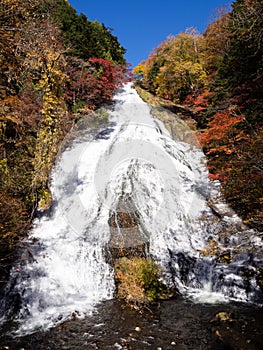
1,298,263,350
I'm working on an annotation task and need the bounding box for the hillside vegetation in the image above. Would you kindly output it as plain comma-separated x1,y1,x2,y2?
133,0,263,231
0,0,128,284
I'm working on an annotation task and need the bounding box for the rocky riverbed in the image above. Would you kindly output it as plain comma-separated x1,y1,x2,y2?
1,298,263,350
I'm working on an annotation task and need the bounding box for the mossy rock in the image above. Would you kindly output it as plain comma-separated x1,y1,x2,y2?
114,257,176,309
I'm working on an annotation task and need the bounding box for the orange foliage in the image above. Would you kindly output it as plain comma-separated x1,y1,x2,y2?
198,110,245,151
184,89,215,113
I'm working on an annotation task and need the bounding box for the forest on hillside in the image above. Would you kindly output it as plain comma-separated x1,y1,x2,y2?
0,0,128,285
133,0,263,232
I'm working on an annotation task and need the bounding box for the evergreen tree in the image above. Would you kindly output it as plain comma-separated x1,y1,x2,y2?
45,0,126,65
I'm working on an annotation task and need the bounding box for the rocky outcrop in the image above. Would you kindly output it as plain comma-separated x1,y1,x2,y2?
107,197,176,308
107,198,149,262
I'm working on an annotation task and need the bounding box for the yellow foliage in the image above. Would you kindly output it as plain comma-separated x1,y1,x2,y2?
199,239,218,256
132,63,145,79
140,31,207,101
38,188,53,211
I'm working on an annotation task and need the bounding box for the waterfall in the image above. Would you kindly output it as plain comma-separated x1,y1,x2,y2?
0,82,262,336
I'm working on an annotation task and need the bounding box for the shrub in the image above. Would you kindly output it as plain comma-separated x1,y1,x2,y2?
114,257,173,308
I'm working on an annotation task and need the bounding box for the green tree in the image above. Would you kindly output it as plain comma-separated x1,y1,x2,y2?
44,0,126,65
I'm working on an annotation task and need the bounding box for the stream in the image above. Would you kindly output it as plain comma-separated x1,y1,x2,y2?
0,83,262,349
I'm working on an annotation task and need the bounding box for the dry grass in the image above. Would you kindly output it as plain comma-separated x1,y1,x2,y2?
114,257,173,309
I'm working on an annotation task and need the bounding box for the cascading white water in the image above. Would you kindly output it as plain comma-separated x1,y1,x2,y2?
0,82,262,335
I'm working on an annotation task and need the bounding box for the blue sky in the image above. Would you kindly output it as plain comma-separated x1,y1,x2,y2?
68,0,232,67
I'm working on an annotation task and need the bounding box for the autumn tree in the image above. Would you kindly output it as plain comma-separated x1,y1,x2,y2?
203,9,230,73
132,62,146,81
134,30,207,102
64,57,127,111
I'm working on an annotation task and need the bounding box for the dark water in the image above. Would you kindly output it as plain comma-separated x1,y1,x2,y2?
1,298,262,350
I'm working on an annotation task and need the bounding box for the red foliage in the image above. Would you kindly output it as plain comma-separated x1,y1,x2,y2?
184,90,215,112
183,94,195,105
198,110,244,147
64,58,128,111
198,108,255,186
193,90,212,107
208,173,222,180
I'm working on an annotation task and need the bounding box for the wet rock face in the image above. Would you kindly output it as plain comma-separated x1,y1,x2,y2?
107,202,177,308
107,205,149,262
108,211,139,228
108,244,148,261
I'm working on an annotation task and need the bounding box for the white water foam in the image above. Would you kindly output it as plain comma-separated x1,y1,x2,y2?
1,82,262,335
